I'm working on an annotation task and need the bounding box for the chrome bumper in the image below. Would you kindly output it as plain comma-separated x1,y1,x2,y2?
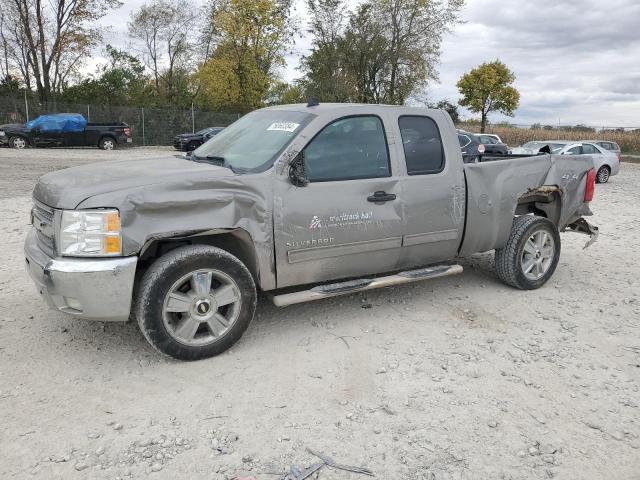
24,228,137,321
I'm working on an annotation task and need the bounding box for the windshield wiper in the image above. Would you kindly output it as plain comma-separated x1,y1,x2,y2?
189,153,240,174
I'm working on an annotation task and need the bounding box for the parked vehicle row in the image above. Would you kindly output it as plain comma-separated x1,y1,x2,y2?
511,140,620,183
25,103,599,360
0,113,131,150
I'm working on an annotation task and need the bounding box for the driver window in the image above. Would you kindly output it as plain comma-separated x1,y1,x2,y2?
304,116,391,182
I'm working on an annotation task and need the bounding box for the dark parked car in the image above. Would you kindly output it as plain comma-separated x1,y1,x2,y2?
457,131,485,163
476,133,509,155
174,127,224,151
0,113,131,150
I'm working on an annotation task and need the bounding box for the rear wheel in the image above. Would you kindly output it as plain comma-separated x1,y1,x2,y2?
596,166,610,184
99,137,116,150
136,245,257,360
495,215,561,290
9,136,27,149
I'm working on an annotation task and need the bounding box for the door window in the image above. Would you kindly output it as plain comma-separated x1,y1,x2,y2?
566,146,583,155
399,116,445,175
582,144,600,154
304,116,391,182
479,135,497,144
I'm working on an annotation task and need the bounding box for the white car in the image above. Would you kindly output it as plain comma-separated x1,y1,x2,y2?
512,141,620,183
558,142,620,183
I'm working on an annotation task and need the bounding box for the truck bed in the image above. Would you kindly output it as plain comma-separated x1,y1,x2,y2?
460,153,595,255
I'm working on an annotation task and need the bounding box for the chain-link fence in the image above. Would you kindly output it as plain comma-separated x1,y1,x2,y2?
0,95,241,146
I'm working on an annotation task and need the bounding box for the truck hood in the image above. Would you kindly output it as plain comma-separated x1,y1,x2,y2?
33,156,235,209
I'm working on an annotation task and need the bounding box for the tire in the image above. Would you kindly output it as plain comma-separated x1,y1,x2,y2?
136,245,257,360
9,136,27,149
495,215,561,290
99,136,116,150
187,141,199,151
596,166,610,184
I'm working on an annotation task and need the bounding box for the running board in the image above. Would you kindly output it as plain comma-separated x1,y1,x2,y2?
271,264,463,307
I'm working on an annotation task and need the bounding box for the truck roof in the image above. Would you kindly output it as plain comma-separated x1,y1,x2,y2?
261,103,445,116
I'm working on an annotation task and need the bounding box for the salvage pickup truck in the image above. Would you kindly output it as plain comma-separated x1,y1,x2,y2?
24,104,599,360
0,113,131,150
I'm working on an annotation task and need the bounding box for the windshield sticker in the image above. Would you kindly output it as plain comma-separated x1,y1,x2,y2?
268,122,300,132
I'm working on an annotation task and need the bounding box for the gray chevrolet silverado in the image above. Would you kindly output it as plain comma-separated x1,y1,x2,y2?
25,104,599,360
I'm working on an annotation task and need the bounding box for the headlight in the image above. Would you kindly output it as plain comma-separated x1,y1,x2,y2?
0,131,6,136
59,209,122,257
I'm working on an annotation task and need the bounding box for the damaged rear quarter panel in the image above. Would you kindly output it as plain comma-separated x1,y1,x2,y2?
460,154,594,255
77,173,276,290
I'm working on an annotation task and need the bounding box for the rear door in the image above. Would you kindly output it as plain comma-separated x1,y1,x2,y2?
273,114,404,288
391,113,466,268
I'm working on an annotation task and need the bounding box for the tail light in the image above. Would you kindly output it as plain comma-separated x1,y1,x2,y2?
584,168,596,202
124,127,131,137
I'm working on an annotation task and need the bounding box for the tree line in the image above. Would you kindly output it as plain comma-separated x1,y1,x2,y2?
0,0,519,129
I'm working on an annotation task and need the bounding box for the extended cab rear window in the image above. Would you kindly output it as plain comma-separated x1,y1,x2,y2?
399,116,445,175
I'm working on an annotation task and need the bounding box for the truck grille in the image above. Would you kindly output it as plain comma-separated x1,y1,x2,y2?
32,199,56,256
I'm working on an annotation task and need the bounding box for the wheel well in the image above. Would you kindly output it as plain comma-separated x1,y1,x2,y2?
99,135,117,144
598,165,611,172
138,229,260,286
515,187,562,226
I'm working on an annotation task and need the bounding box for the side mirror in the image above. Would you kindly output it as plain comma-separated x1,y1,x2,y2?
288,151,309,187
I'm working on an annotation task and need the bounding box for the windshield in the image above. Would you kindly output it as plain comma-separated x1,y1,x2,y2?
192,110,314,173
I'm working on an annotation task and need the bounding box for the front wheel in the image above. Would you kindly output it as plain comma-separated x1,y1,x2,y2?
495,215,561,290
136,245,257,360
596,166,610,184
9,136,27,149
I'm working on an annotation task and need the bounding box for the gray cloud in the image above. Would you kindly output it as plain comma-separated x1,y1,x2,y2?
428,0,640,126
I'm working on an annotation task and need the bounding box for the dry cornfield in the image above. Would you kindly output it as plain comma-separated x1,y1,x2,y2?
459,124,640,153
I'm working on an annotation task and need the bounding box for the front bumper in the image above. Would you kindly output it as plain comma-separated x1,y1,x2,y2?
24,228,137,321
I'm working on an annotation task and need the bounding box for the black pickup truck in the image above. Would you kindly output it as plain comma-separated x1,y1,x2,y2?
0,113,132,150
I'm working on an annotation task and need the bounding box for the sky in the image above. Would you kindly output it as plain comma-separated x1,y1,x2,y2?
97,0,640,127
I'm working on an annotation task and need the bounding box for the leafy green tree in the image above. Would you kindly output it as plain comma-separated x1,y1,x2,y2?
60,45,151,105
457,60,520,133
265,81,305,105
197,0,295,112
298,0,353,102
431,99,460,123
300,0,463,105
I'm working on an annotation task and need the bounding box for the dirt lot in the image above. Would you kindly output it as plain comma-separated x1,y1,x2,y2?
1,147,639,479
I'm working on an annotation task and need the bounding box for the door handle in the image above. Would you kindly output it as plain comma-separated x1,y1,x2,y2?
367,191,396,203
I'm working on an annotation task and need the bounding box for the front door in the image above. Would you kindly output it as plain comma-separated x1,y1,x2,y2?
274,115,404,288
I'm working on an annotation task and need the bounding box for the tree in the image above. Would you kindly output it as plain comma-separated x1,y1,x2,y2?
298,0,353,102
60,45,151,105
457,60,520,133
2,0,122,103
197,0,296,112
299,0,463,105
430,99,459,123
373,0,463,104
128,0,198,102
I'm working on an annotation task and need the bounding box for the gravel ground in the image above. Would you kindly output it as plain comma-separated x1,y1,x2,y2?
1,147,639,479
